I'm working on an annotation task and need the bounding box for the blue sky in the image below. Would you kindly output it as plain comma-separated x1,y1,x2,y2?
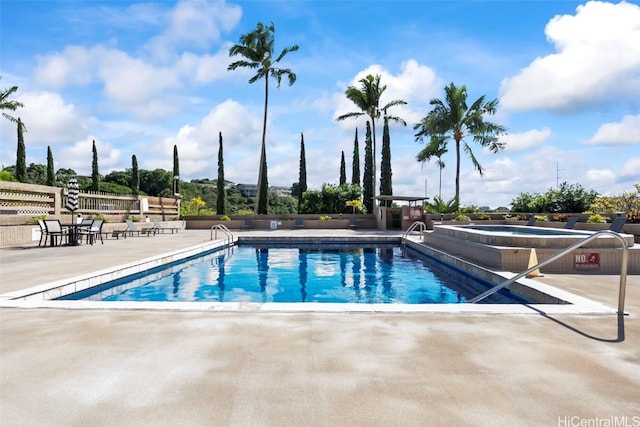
1,0,639,209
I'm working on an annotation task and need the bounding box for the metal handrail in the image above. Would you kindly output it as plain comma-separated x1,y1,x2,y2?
211,224,233,244
402,221,426,243
468,230,629,314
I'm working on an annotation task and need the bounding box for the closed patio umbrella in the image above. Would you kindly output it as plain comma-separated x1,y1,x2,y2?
66,178,79,224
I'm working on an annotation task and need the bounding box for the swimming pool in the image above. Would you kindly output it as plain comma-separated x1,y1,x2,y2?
59,243,529,304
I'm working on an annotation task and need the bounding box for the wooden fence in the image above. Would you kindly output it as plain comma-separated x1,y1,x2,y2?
0,181,180,224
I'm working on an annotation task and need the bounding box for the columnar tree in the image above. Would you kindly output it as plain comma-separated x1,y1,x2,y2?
131,155,139,196
298,132,307,210
173,144,180,195
228,21,299,214
46,146,55,186
351,128,360,186
339,151,346,185
15,118,26,182
217,132,226,214
362,121,374,214
379,117,392,206
91,140,99,191
336,74,406,197
414,82,506,205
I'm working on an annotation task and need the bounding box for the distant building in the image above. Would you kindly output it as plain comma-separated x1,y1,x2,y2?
269,186,292,197
236,183,292,198
236,183,257,197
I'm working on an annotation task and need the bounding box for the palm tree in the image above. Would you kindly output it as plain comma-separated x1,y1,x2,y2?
336,74,406,198
414,82,506,205
416,135,448,199
0,77,24,125
228,22,299,214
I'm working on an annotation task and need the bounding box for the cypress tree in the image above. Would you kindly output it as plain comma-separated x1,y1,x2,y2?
217,132,226,214
91,139,99,191
15,118,26,182
339,151,346,185
363,121,374,214
173,144,180,194
46,146,55,186
298,132,307,210
351,128,360,186
131,155,139,196
379,117,392,206
257,141,268,214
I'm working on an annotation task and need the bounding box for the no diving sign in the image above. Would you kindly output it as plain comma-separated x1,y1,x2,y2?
574,253,600,271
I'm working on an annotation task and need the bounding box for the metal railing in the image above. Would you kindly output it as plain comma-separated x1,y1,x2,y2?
468,230,629,314
402,221,426,243
211,224,233,244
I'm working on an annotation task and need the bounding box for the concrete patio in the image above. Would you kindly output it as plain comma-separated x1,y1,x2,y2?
1,230,638,426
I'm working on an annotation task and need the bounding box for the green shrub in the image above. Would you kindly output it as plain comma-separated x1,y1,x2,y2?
320,215,332,221
454,214,471,222
25,214,47,225
534,215,549,222
588,214,608,223
220,214,231,221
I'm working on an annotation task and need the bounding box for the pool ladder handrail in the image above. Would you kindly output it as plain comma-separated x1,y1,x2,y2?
468,230,629,314
211,224,233,244
402,221,426,243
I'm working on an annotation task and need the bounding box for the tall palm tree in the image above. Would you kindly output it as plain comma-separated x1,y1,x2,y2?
0,77,24,125
414,82,506,205
228,22,299,214
416,135,448,199
336,74,406,199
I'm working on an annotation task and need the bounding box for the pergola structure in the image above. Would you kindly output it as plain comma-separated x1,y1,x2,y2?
374,195,429,206
373,195,429,230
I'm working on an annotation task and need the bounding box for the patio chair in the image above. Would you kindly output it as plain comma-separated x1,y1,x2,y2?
242,218,253,229
525,216,536,226
124,219,156,237
79,219,104,245
151,218,179,234
609,216,626,233
295,218,305,228
348,217,359,230
43,219,69,247
37,219,49,247
564,216,579,229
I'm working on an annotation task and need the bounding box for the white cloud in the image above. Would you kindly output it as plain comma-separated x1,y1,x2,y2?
333,60,441,130
59,138,121,175
177,47,232,84
586,168,616,182
145,0,241,60
586,114,640,146
501,127,552,152
34,45,184,120
499,1,640,112
98,50,182,118
618,157,640,182
0,91,92,147
34,45,101,89
147,99,262,178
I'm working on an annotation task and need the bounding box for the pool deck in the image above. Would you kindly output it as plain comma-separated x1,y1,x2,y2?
1,229,639,426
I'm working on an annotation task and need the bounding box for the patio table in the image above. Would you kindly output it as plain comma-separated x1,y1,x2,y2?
61,223,90,246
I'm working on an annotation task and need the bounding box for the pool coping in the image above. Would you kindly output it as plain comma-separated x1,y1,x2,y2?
0,235,617,315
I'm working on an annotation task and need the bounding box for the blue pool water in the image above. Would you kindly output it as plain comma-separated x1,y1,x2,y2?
61,243,528,304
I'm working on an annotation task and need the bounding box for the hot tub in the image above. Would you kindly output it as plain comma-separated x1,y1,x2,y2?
433,224,633,249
